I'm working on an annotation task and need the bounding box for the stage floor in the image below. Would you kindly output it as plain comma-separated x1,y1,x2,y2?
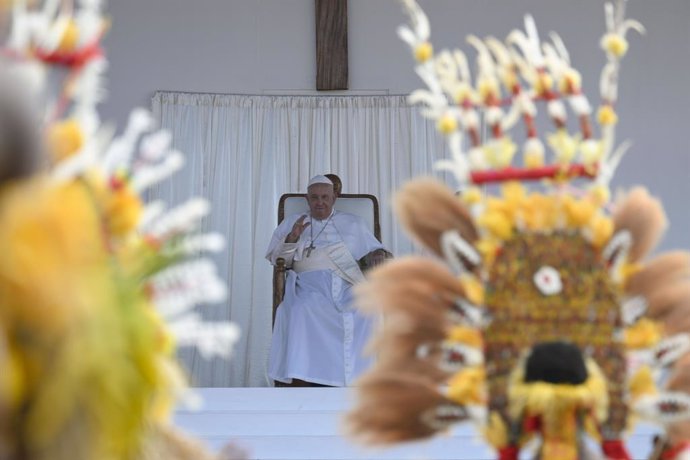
174,388,659,460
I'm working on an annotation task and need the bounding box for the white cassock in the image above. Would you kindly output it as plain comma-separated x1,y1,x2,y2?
266,210,385,386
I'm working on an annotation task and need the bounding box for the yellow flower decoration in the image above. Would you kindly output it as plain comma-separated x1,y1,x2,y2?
524,151,544,168
447,368,485,405
478,210,513,240
628,365,657,400
508,360,609,438
114,235,160,279
580,139,604,167
624,318,662,349
597,105,619,126
447,325,483,348
106,183,144,237
501,181,527,207
547,129,580,165
499,69,520,92
436,113,457,135
57,20,80,53
0,180,109,332
0,339,26,411
558,69,582,94
522,193,560,232
452,83,475,105
485,196,512,214
414,42,433,62
478,78,500,103
0,179,169,458
589,184,611,206
475,237,501,267
462,186,483,205
601,33,629,57
48,119,85,162
534,72,554,96
587,214,614,248
460,274,485,305
620,262,643,285
563,196,596,228
482,411,509,449
483,137,517,169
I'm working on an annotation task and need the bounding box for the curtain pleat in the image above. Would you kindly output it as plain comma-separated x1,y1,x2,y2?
151,92,450,387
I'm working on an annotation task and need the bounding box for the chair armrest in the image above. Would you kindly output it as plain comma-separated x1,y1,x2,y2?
272,258,287,328
358,249,393,272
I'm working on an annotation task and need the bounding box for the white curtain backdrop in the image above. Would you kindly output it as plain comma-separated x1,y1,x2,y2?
151,92,451,387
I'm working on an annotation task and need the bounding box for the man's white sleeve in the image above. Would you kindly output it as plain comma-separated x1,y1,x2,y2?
265,215,303,266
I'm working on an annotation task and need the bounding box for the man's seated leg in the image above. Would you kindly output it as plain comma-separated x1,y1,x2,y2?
269,279,347,387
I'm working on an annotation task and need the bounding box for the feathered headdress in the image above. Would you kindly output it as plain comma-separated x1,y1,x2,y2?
347,2,690,459
0,2,242,459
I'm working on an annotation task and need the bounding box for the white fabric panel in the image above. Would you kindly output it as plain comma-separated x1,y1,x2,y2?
151,92,450,387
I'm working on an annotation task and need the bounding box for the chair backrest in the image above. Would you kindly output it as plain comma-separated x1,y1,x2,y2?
277,193,381,241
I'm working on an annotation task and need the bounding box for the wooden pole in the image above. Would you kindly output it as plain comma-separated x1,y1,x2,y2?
315,0,348,90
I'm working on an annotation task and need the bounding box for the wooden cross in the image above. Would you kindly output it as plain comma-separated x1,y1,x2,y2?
315,0,348,91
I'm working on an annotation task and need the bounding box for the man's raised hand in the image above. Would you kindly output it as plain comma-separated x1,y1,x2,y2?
285,214,310,243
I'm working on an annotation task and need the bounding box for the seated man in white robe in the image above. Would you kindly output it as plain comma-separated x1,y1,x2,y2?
266,175,387,387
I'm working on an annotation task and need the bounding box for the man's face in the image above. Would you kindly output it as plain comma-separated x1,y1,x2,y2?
307,183,336,220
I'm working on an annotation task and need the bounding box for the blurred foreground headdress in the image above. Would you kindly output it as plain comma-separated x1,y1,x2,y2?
0,1,242,459
347,1,690,459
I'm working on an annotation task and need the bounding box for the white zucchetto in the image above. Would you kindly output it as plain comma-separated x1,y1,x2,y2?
307,175,334,189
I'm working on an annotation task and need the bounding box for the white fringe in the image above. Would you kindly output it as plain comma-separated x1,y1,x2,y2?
147,197,210,239
168,313,241,360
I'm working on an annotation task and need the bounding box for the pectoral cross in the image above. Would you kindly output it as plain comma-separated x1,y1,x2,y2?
306,243,315,258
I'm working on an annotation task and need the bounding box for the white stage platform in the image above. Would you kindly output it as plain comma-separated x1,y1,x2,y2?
175,388,660,460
